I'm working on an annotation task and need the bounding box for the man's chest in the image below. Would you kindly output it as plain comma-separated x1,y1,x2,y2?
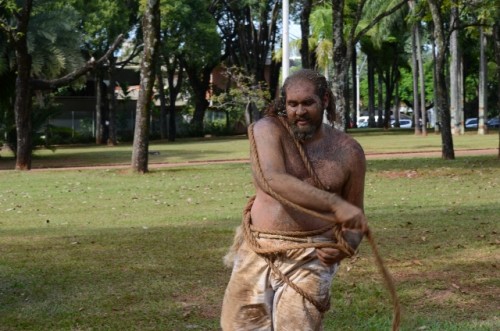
283,143,348,192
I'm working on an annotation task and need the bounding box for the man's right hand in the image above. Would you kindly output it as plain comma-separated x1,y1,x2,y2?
332,198,368,234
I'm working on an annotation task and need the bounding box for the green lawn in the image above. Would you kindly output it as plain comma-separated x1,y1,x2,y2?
0,131,499,330
0,129,498,170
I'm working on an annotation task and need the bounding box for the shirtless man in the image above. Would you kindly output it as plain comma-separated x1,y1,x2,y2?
221,69,367,330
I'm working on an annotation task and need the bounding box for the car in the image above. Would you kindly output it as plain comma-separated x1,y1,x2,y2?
465,118,478,128
391,119,413,128
487,117,500,128
356,115,381,128
356,116,368,128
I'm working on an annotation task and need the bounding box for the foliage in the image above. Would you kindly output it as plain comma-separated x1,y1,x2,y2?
167,0,220,71
396,61,435,108
29,1,85,80
73,0,138,55
211,66,271,130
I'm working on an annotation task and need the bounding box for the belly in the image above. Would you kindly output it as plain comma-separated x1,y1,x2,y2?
250,193,332,232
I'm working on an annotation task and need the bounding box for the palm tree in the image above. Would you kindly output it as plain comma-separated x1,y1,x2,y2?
330,0,409,130
0,0,124,169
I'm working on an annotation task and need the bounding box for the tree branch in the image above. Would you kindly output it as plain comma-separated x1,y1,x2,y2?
353,0,409,44
31,34,124,90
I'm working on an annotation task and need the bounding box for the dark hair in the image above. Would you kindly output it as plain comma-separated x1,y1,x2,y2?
266,69,336,123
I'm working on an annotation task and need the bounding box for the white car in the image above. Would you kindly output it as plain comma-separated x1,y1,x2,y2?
465,118,478,128
391,119,412,128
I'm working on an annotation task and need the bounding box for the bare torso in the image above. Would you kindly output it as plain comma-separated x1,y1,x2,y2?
250,117,365,232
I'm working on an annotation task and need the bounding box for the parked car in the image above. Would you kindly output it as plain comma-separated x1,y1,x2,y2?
465,117,478,128
487,117,500,128
391,119,413,128
356,115,381,128
357,116,369,128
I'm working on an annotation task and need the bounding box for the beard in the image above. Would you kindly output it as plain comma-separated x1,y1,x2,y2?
290,121,318,142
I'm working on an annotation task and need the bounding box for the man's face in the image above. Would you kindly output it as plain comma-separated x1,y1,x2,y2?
285,80,326,141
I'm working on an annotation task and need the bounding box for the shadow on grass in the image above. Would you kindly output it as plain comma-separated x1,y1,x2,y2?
1,209,498,330
0,223,236,330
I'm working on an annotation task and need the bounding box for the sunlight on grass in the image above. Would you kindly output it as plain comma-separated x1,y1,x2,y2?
0,153,499,329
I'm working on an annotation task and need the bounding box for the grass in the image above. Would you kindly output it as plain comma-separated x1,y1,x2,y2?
0,131,499,330
0,128,498,170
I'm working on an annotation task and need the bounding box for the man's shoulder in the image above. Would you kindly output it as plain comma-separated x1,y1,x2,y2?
251,116,283,135
326,126,365,158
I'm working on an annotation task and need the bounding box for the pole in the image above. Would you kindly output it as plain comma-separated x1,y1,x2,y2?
282,0,289,84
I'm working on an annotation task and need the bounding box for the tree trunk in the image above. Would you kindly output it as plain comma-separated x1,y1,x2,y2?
351,47,358,128
478,26,488,135
377,68,383,127
331,0,349,131
494,22,500,157
411,24,421,135
107,56,118,145
131,0,160,173
300,0,313,69
384,45,398,129
344,65,351,130
192,93,209,134
184,64,212,135
167,66,182,142
394,80,400,127
14,36,33,170
431,25,440,133
12,0,33,170
156,69,168,140
95,70,104,144
428,0,455,159
164,57,183,142
450,5,463,135
416,22,427,135
367,55,376,127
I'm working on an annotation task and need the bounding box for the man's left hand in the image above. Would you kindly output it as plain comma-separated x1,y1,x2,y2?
316,248,347,266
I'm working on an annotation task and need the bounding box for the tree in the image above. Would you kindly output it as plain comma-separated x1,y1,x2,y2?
0,0,123,169
177,0,221,134
212,66,270,129
215,0,281,98
73,0,140,145
449,2,464,136
427,0,454,159
159,0,192,141
299,0,314,69
330,0,409,130
357,1,409,129
131,0,160,173
494,20,500,156
478,26,487,135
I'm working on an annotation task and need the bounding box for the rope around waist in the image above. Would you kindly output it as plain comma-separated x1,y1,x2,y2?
252,230,336,244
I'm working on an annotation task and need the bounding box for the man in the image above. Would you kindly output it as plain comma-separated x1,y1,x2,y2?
221,69,367,330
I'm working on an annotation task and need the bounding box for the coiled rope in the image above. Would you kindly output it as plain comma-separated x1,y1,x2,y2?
243,116,401,330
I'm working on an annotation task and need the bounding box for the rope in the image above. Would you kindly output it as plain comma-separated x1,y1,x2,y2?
244,117,401,330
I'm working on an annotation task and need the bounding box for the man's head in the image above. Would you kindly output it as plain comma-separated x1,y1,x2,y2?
279,69,335,141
